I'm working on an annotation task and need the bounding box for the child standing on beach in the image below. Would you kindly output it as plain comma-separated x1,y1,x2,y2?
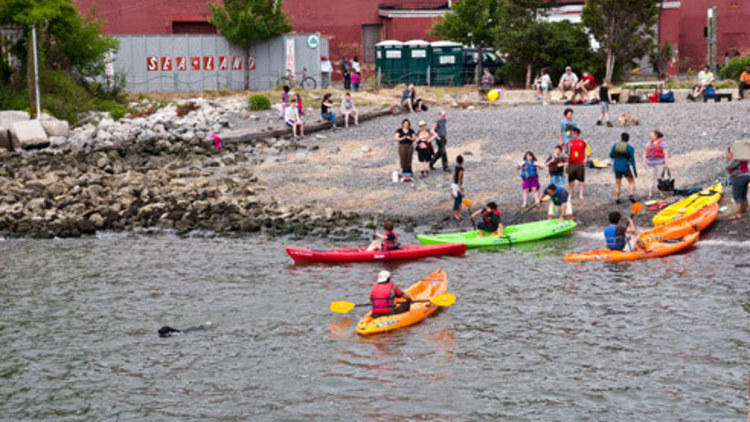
545,145,567,187
452,155,464,220
596,81,613,127
415,120,434,177
517,151,545,207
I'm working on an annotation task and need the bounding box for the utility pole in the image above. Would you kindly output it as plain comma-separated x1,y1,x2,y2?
31,24,41,119
706,6,717,72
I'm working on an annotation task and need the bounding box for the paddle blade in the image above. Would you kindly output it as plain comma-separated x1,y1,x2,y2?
631,202,643,215
430,293,456,307
330,301,356,314
462,198,472,209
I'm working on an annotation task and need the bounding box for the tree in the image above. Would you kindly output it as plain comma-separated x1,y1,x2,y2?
494,0,550,87
0,0,118,115
650,42,675,80
209,0,292,90
430,0,497,85
582,0,658,83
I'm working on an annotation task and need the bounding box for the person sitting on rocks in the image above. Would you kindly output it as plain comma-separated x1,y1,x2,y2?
689,65,715,100
366,221,400,251
558,66,578,100
480,68,495,92
285,98,304,138
574,70,596,102
321,93,337,129
340,92,358,128
401,84,423,112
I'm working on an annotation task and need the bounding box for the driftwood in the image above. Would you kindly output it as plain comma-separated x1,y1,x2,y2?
214,106,404,146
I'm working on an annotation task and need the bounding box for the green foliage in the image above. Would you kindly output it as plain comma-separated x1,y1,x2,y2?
582,0,659,82
0,84,30,110
39,70,95,124
247,94,271,111
430,0,496,48
496,22,608,87
95,99,126,121
719,56,750,80
650,42,675,80
209,0,292,47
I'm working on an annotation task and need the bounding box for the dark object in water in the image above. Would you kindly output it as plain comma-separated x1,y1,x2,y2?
158,322,212,337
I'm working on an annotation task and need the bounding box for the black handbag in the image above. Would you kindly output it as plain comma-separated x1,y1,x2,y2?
657,168,674,192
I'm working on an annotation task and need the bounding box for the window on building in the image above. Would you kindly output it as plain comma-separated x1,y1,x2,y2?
172,21,217,34
362,25,382,63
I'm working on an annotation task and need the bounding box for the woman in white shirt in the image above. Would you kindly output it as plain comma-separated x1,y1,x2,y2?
285,99,304,138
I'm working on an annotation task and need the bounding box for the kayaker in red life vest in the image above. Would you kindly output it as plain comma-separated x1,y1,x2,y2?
370,270,412,317
365,221,400,252
470,202,504,237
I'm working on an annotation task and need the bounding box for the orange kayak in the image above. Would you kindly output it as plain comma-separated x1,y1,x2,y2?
639,203,718,245
564,232,699,262
356,269,448,335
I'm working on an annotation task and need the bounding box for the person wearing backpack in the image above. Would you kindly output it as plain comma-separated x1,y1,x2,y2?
609,132,637,204
643,130,669,199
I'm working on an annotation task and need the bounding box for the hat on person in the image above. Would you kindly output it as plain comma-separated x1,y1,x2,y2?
377,270,391,283
418,120,427,126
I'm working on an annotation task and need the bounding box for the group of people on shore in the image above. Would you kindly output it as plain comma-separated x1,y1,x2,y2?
393,111,450,180
281,87,360,138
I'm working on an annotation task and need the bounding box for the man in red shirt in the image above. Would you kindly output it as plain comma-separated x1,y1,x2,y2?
575,70,596,102
564,127,589,199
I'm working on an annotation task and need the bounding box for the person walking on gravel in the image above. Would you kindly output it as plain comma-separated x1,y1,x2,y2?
609,132,637,204
430,111,450,172
644,130,669,199
558,108,578,147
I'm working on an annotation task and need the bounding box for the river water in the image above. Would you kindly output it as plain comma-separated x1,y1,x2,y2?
1,230,748,420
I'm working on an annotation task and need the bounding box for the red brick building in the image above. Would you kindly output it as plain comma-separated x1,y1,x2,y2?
75,0,750,78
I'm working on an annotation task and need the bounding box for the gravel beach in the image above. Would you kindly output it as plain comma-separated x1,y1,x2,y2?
259,100,750,234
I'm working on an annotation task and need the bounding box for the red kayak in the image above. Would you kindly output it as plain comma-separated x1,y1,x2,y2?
285,244,467,263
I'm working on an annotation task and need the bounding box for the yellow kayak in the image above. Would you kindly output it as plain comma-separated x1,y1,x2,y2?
652,182,722,226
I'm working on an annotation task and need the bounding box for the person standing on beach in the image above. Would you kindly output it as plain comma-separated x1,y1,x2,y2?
609,132,637,204
517,151,544,208
341,56,351,90
643,130,669,199
726,147,750,220
564,127,588,200
558,108,578,147
596,81,613,127
452,155,464,220
415,120,434,178
545,145,567,187
394,119,416,179
430,111,450,172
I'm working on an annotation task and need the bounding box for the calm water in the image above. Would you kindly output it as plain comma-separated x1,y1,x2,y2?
1,230,748,421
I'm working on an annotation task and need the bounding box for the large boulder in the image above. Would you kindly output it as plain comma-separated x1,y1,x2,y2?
0,110,30,128
0,127,10,150
10,120,49,149
41,119,69,137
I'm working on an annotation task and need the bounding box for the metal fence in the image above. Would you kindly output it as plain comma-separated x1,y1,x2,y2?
112,33,328,93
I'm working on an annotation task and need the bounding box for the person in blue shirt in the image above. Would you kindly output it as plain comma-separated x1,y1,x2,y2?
609,132,637,204
557,108,578,146
544,184,573,221
604,211,635,251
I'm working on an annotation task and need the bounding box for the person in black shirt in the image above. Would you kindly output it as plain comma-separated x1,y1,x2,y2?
394,119,416,179
596,81,613,127
321,93,337,129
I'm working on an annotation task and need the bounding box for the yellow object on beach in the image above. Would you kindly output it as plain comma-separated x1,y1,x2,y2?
652,182,722,226
487,89,499,101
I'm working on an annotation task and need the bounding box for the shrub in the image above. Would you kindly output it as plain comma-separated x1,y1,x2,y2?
95,99,126,120
40,70,95,124
0,85,30,110
719,56,750,80
247,94,271,110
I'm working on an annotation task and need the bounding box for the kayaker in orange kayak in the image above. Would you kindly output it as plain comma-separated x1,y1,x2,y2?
366,221,400,251
604,211,636,251
370,271,413,317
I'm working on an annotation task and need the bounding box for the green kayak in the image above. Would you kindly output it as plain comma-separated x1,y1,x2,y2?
416,219,577,249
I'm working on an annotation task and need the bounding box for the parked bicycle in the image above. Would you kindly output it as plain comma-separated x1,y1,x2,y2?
279,67,317,89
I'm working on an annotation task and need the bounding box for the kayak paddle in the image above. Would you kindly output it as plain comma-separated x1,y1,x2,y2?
626,202,642,251
506,193,547,225
463,198,477,230
329,293,457,314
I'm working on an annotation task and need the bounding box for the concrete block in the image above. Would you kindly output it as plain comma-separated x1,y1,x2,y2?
10,120,49,149
41,119,70,137
0,110,30,128
0,127,10,150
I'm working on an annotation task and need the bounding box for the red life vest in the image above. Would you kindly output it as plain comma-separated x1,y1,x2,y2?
482,209,501,225
730,160,749,175
382,230,399,251
646,139,665,159
567,139,587,164
370,281,395,314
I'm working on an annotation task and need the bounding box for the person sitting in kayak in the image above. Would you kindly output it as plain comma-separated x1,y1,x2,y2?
471,202,504,237
366,221,400,251
545,184,573,221
604,211,636,251
370,270,412,317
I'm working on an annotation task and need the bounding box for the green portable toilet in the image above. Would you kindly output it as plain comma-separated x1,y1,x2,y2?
405,39,430,85
430,41,463,86
375,40,405,85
